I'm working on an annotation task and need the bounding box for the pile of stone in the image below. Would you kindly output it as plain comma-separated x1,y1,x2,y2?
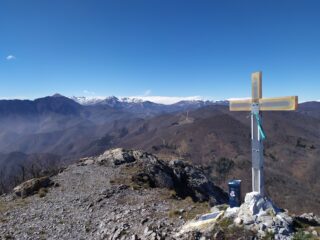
229,192,293,239
178,192,297,239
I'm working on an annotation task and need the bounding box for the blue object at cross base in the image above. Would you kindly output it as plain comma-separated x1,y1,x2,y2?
228,179,242,208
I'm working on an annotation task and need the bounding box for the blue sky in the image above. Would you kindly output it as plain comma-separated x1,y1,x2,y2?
1,0,320,102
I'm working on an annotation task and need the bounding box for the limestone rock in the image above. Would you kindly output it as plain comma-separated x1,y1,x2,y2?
224,207,239,219
295,212,320,226
231,192,293,239
96,148,138,165
239,191,279,217
13,176,53,197
234,217,243,226
95,148,228,204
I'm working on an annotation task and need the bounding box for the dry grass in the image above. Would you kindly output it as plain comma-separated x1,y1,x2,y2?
0,198,29,224
0,200,8,213
168,209,181,218
293,230,318,240
0,198,29,213
217,217,233,229
292,218,320,240
110,176,142,190
166,195,210,220
110,163,152,190
38,188,48,198
0,200,9,224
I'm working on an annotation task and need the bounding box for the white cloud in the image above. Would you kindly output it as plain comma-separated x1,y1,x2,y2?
6,55,16,60
124,96,204,105
227,97,250,101
0,96,27,100
83,90,96,95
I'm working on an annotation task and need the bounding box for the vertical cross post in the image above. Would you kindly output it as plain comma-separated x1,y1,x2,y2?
251,72,264,195
229,71,298,197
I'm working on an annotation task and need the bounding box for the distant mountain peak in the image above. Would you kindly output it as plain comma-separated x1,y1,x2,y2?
70,96,106,105
120,97,144,104
52,93,65,98
106,96,119,101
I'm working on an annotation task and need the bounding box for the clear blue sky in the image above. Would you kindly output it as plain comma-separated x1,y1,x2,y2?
1,0,319,101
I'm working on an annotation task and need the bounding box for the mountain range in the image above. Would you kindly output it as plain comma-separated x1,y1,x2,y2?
70,95,228,106
0,94,319,215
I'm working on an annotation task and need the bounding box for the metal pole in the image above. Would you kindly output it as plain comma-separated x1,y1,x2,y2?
251,103,264,196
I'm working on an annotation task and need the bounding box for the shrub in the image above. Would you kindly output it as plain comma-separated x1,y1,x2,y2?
168,209,180,218
262,231,275,240
216,157,234,177
293,230,316,240
296,138,307,148
38,188,48,198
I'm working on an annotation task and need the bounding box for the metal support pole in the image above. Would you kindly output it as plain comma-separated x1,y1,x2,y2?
251,103,264,196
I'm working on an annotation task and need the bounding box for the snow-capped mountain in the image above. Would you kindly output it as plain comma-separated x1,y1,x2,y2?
71,96,228,106
70,96,111,105
69,95,229,117
70,96,148,108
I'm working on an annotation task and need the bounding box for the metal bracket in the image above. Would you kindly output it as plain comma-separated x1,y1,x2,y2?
252,145,263,169
251,102,260,114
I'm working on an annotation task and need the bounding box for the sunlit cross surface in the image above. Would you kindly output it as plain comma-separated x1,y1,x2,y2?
229,72,298,196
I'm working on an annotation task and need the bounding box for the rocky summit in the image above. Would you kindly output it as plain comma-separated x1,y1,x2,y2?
0,148,227,240
0,148,319,240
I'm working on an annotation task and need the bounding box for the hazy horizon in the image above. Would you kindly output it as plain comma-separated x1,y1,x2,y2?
0,93,318,105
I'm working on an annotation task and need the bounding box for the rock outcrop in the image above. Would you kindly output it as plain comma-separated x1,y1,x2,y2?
80,148,228,205
13,176,53,197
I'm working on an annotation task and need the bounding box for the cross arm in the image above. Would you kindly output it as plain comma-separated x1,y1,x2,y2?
229,96,298,111
252,71,262,101
259,96,298,111
229,99,252,111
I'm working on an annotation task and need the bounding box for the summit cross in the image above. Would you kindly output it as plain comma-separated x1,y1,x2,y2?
229,71,298,196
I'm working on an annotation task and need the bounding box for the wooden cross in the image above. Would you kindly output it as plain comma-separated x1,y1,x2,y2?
229,71,298,196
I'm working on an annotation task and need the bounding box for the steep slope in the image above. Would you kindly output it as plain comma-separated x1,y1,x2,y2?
298,101,320,120
0,95,132,154
0,95,136,194
0,152,61,193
